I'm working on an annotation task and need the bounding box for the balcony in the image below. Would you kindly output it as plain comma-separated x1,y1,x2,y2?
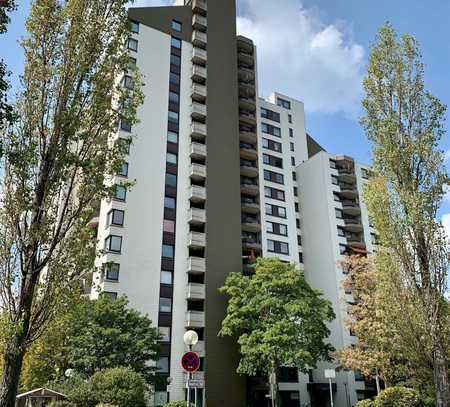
240,142,258,160
338,182,358,198
192,65,207,83
238,65,255,82
238,52,254,68
346,234,366,248
186,283,206,300
188,207,206,225
190,163,207,181
239,96,256,112
241,178,259,195
241,217,261,233
239,110,257,126
338,167,357,183
187,256,206,274
242,236,262,251
191,340,205,355
192,47,207,66
191,121,207,140
188,231,206,248
185,311,205,328
241,197,260,214
240,127,257,144
239,82,256,98
189,185,206,202
192,30,207,49
341,200,361,216
237,35,254,54
192,14,207,32
191,83,206,103
240,160,259,178
191,103,207,121
343,217,364,232
191,0,207,16
190,142,206,160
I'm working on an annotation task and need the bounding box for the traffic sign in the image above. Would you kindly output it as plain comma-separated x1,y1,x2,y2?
181,351,200,373
187,378,204,388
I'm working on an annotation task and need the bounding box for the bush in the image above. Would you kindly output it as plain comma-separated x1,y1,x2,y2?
48,402,77,407
357,400,375,407
163,402,194,407
374,386,421,407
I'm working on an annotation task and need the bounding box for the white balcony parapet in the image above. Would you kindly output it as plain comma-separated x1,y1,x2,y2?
192,30,207,48
185,311,205,328
187,256,206,273
189,207,206,224
190,163,207,180
188,231,206,248
192,65,207,83
192,0,207,15
186,283,206,300
192,14,207,31
192,47,207,66
191,83,207,101
190,142,206,159
191,102,207,120
189,185,206,202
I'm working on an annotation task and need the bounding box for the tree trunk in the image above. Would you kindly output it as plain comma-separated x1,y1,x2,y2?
375,369,381,395
0,334,26,407
433,341,450,407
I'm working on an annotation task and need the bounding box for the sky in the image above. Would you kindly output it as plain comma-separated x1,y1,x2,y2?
2,0,450,231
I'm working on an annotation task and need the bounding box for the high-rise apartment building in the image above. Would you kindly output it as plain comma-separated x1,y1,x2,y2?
89,1,376,406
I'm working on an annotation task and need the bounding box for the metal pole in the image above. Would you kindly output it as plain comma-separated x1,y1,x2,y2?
187,371,190,407
329,378,334,407
194,386,198,407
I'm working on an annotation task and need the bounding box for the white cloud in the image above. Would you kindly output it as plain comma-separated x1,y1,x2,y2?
442,213,450,240
237,0,365,115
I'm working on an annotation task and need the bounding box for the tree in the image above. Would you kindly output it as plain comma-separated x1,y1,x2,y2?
0,0,16,129
0,0,144,403
361,23,450,406
219,257,335,407
19,296,159,388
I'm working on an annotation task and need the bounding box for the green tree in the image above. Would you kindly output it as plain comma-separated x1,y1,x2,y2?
0,0,143,405
219,257,335,407
19,296,159,388
0,0,16,129
361,24,450,406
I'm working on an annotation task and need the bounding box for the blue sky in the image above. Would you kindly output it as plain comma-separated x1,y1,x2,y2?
2,0,450,227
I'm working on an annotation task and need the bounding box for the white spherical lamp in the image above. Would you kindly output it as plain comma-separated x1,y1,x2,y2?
183,330,199,346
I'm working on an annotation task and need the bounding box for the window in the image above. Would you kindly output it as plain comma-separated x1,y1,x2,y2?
263,153,283,169
159,298,172,313
337,227,345,237
164,196,176,209
161,270,173,285
157,356,169,373
105,235,122,253
170,72,180,85
264,169,284,184
329,159,337,169
333,192,341,202
261,107,281,123
117,137,130,154
261,122,281,137
288,114,293,124
154,392,168,407
107,209,124,227
298,252,303,263
339,244,347,254
130,20,139,34
361,168,370,179
128,57,137,69
120,120,131,132
166,152,177,165
291,157,295,166
114,185,126,201
297,235,302,245
290,142,295,152
335,208,343,219
163,219,175,233
123,75,133,89
165,173,177,187
127,38,138,51
292,171,296,181
266,221,288,236
296,218,300,229
170,54,181,66
118,162,128,177
295,202,299,212
168,111,179,124
104,263,120,281
171,19,182,32
162,244,174,258
167,131,178,144
277,98,291,109
169,91,179,104
262,138,282,152
279,367,298,383
267,239,289,254
331,175,339,185
265,203,287,218
158,327,171,342
289,128,294,137
103,291,118,300
265,186,285,201
171,37,182,49
293,187,298,196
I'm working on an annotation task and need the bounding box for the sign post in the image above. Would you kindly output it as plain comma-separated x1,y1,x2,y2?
181,350,200,406
324,369,336,407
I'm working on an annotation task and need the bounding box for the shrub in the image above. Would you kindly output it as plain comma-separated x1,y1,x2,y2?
163,402,194,407
48,402,77,407
374,386,421,407
357,400,375,407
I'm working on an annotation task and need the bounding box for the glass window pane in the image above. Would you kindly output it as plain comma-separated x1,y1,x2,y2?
158,327,171,342
161,270,173,285
171,37,182,49
156,356,169,373
165,173,177,187
169,91,179,104
166,153,177,164
170,54,181,66
163,219,175,233
130,20,139,34
114,185,126,201
120,120,131,132
118,162,128,177
105,263,120,281
171,20,182,32
159,298,172,313
168,111,179,123
167,131,178,144
170,73,180,85
164,196,176,209
162,244,174,258
128,38,138,51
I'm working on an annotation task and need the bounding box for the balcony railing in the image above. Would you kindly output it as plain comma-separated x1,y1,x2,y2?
191,0,207,15
187,256,206,273
185,311,205,328
192,47,207,66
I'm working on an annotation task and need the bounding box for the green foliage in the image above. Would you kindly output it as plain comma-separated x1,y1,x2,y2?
163,402,194,407
220,257,335,376
19,296,159,388
54,368,145,407
374,386,421,407
357,400,375,407
47,402,77,407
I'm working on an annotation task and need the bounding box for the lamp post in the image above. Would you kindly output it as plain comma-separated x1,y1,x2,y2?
184,330,199,407
324,369,336,407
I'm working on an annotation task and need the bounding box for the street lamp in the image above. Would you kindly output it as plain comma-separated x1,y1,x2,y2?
324,369,336,407
184,330,199,407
